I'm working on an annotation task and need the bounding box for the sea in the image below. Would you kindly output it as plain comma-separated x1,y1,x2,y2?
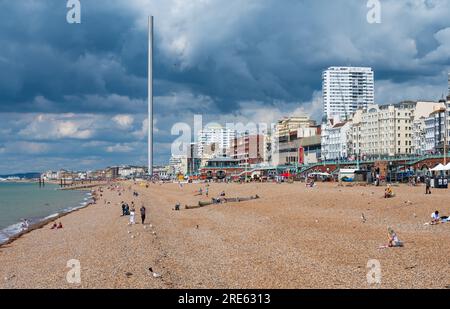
0,182,92,245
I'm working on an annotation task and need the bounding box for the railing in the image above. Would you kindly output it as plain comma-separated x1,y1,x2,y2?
298,153,450,173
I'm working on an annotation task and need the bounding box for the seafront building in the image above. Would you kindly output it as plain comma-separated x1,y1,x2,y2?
197,125,235,160
117,166,146,178
275,116,316,141
228,133,265,165
322,66,374,121
322,101,445,160
412,117,427,155
423,105,450,154
321,121,351,160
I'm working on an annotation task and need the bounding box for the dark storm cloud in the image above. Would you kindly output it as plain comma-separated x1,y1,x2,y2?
1,0,450,173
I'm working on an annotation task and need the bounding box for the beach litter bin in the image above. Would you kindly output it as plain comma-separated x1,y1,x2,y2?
434,176,448,189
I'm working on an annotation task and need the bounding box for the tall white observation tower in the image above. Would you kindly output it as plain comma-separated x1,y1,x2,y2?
148,16,154,176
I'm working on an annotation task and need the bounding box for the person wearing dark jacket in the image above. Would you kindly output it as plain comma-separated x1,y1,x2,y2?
140,205,146,224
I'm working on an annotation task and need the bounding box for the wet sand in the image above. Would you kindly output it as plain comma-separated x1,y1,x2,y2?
1,181,450,288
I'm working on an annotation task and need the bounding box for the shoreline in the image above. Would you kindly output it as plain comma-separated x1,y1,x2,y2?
0,188,98,248
0,201,95,248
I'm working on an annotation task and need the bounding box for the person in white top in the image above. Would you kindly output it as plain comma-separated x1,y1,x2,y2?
129,207,136,225
431,211,440,225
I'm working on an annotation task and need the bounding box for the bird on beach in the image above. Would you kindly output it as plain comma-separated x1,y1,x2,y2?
148,267,161,278
361,213,366,223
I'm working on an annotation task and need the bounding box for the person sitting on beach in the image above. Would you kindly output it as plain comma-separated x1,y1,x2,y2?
220,191,226,197
51,223,58,229
384,185,394,198
306,178,315,188
57,222,63,229
431,211,440,225
387,227,403,247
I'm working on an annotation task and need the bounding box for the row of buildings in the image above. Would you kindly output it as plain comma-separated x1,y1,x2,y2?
168,115,323,177
41,165,148,181
321,67,450,161
168,67,450,179
41,67,450,181
321,100,450,160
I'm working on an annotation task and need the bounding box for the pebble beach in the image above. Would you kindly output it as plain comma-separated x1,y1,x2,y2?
1,181,450,289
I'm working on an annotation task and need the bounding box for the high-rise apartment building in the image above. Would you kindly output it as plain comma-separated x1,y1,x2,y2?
197,125,235,159
322,67,374,121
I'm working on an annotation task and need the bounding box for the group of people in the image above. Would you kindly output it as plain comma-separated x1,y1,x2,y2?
50,222,63,229
212,190,227,204
121,201,147,225
197,185,209,197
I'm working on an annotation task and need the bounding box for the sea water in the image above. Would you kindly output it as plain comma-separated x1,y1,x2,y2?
0,182,91,244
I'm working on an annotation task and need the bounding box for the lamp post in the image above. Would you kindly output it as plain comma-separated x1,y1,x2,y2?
445,97,448,165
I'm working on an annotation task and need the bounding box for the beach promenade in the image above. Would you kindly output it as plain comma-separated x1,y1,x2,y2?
1,181,450,289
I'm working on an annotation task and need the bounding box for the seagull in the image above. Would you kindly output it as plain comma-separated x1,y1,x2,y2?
361,213,366,223
148,267,161,278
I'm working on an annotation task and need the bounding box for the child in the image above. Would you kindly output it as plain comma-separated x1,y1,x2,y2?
431,211,440,225
387,227,403,247
384,185,394,198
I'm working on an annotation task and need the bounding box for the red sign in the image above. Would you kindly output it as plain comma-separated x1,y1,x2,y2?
298,147,304,165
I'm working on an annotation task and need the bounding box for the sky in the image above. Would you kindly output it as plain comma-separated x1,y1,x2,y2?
0,0,450,174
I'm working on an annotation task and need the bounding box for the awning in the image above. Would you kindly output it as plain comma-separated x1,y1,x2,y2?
431,163,446,171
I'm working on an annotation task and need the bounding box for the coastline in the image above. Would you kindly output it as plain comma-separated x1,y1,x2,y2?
0,187,96,248
0,201,94,248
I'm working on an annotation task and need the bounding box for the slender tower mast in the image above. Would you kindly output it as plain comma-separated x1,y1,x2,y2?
148,16,154,176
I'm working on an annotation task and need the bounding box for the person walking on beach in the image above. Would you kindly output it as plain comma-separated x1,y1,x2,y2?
129,206,136,225
140,205,146,225
121,202,126,216
425,176,432,195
